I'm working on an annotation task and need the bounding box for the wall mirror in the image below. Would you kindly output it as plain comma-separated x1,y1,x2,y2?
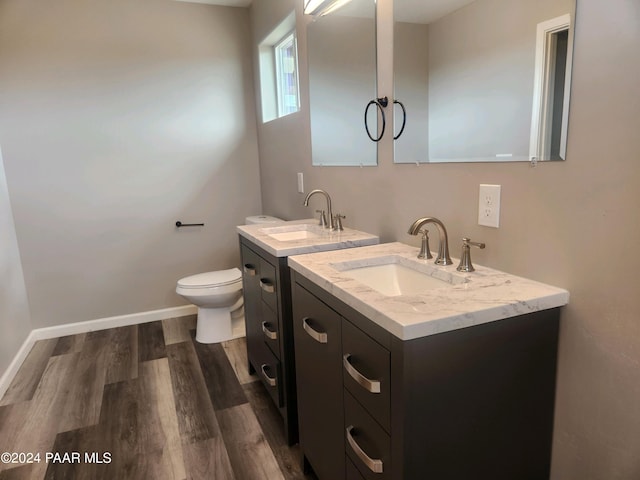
393,0,576,164
307,0,378,166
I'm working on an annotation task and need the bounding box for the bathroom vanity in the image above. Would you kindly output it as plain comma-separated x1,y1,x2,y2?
237,220,379,444
288,242,569,479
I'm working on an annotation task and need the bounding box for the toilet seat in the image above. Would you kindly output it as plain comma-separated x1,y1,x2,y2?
177,268,241,289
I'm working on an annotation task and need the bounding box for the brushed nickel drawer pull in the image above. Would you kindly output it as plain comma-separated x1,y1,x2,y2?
262,322,278,340
346,425,383,473
260,364,277,387
243,264,256,276
343,354,381,394
302,317,327,344
259,279,275,293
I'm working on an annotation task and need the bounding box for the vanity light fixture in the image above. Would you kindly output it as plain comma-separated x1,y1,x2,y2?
304,0,353,16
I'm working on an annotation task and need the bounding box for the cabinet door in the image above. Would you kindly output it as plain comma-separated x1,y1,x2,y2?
240,244,262,369
293,283,345,480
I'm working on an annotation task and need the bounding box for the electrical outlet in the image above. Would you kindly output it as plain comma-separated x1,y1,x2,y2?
297,172,304,194
478,184,501,228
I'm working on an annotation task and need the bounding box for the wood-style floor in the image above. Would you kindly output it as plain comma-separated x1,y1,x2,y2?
0,316,315,480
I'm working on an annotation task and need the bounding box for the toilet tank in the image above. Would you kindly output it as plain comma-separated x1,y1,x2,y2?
245,215,283,225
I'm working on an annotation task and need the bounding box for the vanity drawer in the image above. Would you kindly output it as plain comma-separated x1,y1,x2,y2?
241,245,262,326
344,390,391,480
241,245,261,281
259,258,278,312
346,456,366,480
342,320,391,433
254,341,282,408
261,301,280,358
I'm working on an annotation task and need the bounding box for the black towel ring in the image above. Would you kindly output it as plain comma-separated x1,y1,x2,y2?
364,97,388,142
393,100,407,140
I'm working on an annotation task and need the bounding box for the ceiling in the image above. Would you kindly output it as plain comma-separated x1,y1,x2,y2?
396,0,475,24
174,0,252,7
174,0,477,24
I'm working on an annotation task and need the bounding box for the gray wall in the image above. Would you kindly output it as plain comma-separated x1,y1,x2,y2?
251,0,640,477
0,0,262,329
0,147,32,379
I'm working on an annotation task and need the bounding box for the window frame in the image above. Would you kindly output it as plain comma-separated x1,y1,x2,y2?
274,31,301,118
258,12,300,123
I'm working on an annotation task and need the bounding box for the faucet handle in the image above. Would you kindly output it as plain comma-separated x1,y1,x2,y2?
333,214,345,231
315,209,327,228
456,237,486,272
418,229,433,260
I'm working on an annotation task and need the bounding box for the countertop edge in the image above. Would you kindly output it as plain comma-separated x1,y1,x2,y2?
237,220,380,257
288,246,570,341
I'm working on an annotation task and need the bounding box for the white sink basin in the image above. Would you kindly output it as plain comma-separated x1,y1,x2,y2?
261,224,324,242
333,255,467,296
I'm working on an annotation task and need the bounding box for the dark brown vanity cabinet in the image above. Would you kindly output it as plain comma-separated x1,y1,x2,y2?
239,237,297,444
292,272,561,480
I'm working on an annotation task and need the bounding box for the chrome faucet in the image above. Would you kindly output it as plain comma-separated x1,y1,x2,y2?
407,217,453,265
304,189,334,230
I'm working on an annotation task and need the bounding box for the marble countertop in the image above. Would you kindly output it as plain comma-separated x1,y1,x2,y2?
237,219,379,257
288,242,570,341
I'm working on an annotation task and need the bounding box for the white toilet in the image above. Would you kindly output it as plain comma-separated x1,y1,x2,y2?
176,215,283,344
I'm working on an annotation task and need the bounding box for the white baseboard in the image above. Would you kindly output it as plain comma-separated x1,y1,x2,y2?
0,331,38,401
30,305,197,341
0,305,197,400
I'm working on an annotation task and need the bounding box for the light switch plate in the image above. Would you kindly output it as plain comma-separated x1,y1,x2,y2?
297,172,304,193
478,184,501,228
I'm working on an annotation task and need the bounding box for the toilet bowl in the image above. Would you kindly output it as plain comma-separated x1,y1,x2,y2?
176,215,283,344
176,268,244,344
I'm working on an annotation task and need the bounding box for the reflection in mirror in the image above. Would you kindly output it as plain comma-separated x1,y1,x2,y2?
308,0,377,166
393,0,576,163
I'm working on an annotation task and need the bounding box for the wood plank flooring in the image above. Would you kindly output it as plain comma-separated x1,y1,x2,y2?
0,316,315,480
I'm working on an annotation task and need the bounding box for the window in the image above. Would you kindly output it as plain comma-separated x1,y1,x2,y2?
258,12,300,123
274,32,300,117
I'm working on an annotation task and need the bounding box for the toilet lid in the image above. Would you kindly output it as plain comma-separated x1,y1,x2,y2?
177,268,242,288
